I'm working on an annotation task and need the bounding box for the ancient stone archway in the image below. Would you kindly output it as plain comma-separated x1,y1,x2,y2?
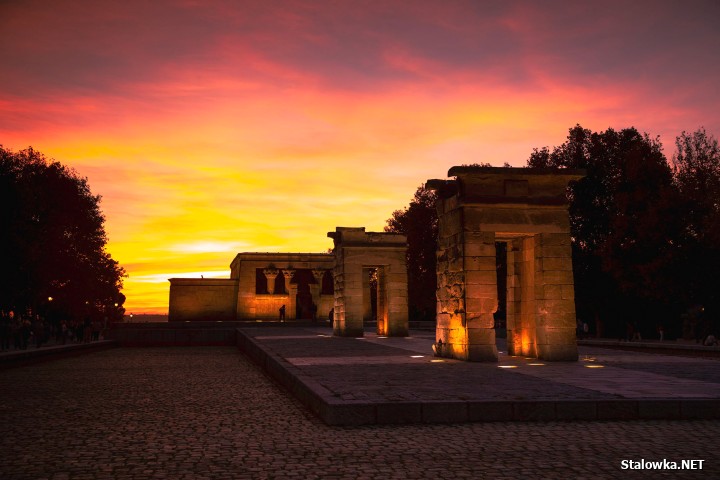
428,167,585,361
327,227,408,337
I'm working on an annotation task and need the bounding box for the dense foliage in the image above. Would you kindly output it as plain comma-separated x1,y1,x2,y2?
527,126,686,336
0,146,125,322
385,186,438,321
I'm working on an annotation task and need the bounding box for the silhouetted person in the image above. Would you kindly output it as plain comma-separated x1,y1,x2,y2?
328,308,334,327
310,302,317,322
0,310,10,351
279,304,286,321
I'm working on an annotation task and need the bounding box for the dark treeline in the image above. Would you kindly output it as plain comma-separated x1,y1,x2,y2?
388,125,720,339
0,146,125,330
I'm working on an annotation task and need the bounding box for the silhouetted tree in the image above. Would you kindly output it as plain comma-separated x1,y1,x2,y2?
672,128,720,321
0,146,125,322
385,185,438,321
528,125,683,337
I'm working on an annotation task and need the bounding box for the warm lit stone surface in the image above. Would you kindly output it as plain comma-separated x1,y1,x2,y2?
429,167,584,362
328,227,408,338
168,279,238,322
2,345,719,479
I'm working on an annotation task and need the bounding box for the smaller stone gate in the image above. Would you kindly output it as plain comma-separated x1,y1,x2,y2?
328,227,409,337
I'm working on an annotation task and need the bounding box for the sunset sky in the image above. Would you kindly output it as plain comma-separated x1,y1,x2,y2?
2,0,719,313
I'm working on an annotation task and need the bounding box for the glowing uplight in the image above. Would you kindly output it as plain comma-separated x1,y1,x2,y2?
431,359,445,363
529,363,545,366
377,336,387,339
498,365,518,369
410,355,424,358
585,364,605,368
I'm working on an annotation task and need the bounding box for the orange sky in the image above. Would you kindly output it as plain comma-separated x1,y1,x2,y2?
2,0,719,313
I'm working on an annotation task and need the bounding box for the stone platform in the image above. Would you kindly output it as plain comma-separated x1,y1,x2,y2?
237,326,720,425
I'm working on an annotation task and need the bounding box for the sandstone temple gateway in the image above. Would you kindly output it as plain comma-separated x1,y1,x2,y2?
168,166,584,361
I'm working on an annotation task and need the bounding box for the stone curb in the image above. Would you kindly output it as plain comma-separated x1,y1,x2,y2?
0,340,119,368
236,329,720,425
578,339,720,358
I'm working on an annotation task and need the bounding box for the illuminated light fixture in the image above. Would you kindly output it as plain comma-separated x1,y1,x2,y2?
498,365,518,369
431,359,445,363
498,351,505,354
316,334,327,337
585,364,605,368
377,336,388,339
410,355,424,358
529,363,545,366
48,297,53,302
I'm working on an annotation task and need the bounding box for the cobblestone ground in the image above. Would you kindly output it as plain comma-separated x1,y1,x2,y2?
1,348,719,480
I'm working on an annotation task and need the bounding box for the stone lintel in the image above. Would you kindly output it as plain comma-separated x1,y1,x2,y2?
328,227,407,246
442,166,585,207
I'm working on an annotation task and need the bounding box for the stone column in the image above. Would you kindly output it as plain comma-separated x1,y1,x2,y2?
263,268,279,294
535,233,578,361
505,240,521,356
362,268,373,323
464,231,498,361
516,236,537,357
283,269,297,320
376,267,388,335
310,269,325,320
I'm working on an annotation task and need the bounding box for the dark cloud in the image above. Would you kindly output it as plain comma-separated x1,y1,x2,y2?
1,0,719,109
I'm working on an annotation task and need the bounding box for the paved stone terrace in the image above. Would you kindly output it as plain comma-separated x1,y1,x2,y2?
2,346,719,480
238,326,720,424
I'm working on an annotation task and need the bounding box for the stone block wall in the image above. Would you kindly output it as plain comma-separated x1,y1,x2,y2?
329,227,408,337
429,167,584,362
231,253,334,320
168,279,238,322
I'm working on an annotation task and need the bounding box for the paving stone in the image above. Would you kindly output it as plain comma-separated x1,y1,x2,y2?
2,340,720,479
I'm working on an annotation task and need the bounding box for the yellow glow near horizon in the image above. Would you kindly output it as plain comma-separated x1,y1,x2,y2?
3,2,718,313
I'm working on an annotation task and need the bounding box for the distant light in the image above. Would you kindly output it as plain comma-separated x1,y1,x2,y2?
47,297,53,302
529,363,545,366
498,365,518,369
377,336,387,339
585,365,605,368
498,351,505,354
431,359,445,363
410,355,424,358
317,334,327,337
